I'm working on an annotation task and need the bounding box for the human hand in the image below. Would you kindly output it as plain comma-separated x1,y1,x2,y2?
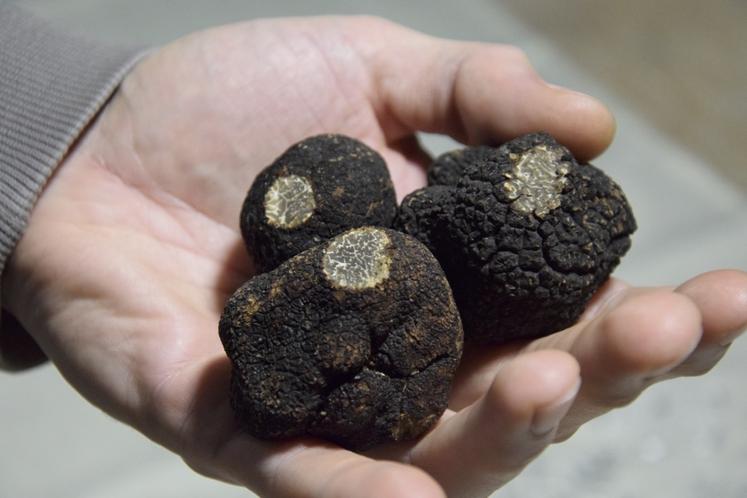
4,16,746,498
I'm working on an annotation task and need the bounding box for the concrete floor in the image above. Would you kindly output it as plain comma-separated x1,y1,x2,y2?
2,1,746,497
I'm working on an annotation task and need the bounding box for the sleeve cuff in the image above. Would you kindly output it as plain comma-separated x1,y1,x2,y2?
0,3,147,371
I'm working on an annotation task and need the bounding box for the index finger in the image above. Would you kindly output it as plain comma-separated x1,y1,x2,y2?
352,18,615,160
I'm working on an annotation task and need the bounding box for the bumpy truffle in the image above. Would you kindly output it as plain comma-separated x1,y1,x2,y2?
427,145,497,187
396,132,637,344
219,228,463,450
241,134,397,273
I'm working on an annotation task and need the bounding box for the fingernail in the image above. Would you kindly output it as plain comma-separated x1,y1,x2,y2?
530,378,581,437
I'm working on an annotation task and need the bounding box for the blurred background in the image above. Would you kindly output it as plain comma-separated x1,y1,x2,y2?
2,1,746,497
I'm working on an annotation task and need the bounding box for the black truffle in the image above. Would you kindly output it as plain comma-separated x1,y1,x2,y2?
241,134,397,273
396,132,637,344
427,145,497,187
219,227,463,450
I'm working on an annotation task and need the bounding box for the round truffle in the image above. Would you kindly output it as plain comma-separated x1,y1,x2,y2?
396,132,637,344
241,134,397,273
219,228,463,450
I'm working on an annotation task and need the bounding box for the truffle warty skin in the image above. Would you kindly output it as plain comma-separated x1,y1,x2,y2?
219,228,463,450
396,132,637,344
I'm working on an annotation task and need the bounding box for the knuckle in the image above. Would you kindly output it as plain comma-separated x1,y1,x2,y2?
683,345,729,376
554,426,579,443
499,45,531,65
462,44,539,82
675,357,721,377
350,15,398,33
590,384,642,409
493,449,544,478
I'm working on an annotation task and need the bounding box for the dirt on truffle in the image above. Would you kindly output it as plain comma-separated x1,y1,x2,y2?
219,228,463,450
241,134,397,273
397,132,637,344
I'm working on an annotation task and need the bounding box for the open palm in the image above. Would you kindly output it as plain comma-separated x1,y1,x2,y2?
5,17,746,498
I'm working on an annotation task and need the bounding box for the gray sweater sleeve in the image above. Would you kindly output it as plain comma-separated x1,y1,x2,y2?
0,3,144,371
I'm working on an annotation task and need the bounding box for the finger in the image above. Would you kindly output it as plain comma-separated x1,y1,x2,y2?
170,359,445,498
358,19,615,160
577,277,631,322
447,277,629,412
554,290,702,438
676,269,747,345
211,436,445,498
380,134,433,201
408,350,580,498
671,269,747,376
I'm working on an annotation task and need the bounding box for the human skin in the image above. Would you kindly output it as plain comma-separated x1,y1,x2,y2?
3,16,746,498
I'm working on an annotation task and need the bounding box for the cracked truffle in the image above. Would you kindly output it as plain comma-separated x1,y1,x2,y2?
219,227,463,450
396,132,637,344
240,134,397,273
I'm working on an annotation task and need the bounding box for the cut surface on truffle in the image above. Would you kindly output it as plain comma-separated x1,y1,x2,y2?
322,228,392,290
502,144,570,218
264,174,316,228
